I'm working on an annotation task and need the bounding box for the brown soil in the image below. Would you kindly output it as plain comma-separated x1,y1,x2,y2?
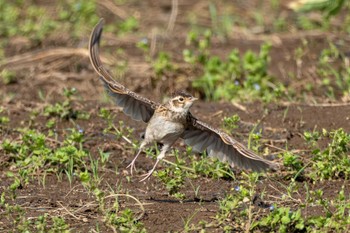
1,0,350,232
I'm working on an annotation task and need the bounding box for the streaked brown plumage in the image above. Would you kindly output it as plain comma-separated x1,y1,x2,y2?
89,19,278,181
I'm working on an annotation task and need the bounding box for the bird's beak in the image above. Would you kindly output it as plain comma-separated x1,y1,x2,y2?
191,97,198,102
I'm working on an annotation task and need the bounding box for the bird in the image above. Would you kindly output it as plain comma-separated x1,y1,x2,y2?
89,19,278,181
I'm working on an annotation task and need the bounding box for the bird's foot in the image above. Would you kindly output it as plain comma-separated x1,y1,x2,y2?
139,159,160,182
126,160,137,175
139,169,155,182
126,149,143,175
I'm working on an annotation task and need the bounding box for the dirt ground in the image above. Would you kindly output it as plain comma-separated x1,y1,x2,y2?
1,0,350,232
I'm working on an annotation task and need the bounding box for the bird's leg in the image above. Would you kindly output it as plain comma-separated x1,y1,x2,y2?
139,159,160,182
126,142,146,175
139,144,169,182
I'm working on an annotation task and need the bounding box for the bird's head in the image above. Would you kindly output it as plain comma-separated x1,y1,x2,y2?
169,91,198,113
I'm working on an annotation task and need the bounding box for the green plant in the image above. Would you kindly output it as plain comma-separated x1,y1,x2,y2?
0,2,58,41
303,130,320,147
117,16,139,34
51,216,70,232
43,88,90,120
105,200,146,233
316,43,350,99
252,207,305,232
155,150,186,199
223,114,240,132
297,15,320,30
215,172,263,231
308,128,350,180
0,115,9,124
282,152,304,173
305,186,350,232
185,35,284,101
0,69,16,85
153,51,174,76
290,0,345,19
208,2,235,38
183,30,212,65
35,214,49,232
58,0,98,36
99,148,111,164
190,154,235,180
2,128,88,184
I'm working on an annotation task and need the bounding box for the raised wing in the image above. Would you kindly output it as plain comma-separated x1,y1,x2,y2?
183,114,278,171
89,19,159,122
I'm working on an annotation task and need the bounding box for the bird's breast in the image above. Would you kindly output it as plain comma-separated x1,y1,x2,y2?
145,114,186,143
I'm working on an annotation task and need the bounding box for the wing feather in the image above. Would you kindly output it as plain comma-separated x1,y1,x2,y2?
182,114,279,171
89,19,160,123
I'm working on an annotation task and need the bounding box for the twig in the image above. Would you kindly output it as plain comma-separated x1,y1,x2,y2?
162,159,195,172
0,48,113,69
231,101,248,112
104,193,145,221
150,28,158,57
112,125,136,147
64,184,84,198
0,48,87,69
166,0,178,34
98,0,128,20
265,144,309,154
57,201,81,220
280,101,350,107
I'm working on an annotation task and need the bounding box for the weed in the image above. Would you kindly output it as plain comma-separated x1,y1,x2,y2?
222,114,240,132
45,118,56,129
2,128,88,186
155,150,186,198
0,2,58,42
208,3,235,38
252,206,305,232
0,115,9,125
297,15,320,31
308,128,350,180
99,107,115,126
303,130,320,147
185,33,284,101
215,172,263,231
282,152,304,173
105,201,146,233
136,38,150,54
183,30,212,65
0,68,16,85
51,216,70,232
273,16,288,32
99,108,134,141
182,210,199,232
316,43,350,99
190,154,235,180
58,0,98,37
290,0,346,19
35,214,49,232
118,16,139,34
156,147,236,198
43,88,90,120
153,51,174,76
305,186,350,232
99,148,111,164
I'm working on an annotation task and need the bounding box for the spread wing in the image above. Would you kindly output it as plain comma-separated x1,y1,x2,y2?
89,18,159,122
183,114,278,171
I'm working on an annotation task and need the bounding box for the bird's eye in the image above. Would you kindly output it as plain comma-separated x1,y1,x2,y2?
179,97,184,102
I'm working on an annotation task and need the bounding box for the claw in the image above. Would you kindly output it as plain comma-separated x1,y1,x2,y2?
139,170,154,182
126,149,142,175
139,159,160,182
126,160,137,175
